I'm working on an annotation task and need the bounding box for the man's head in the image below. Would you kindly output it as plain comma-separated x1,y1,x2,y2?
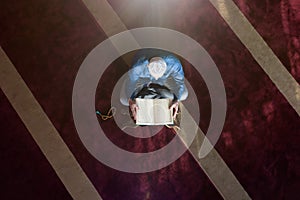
147,57,167,80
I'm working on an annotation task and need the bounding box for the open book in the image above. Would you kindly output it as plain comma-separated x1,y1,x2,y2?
135,98,173,125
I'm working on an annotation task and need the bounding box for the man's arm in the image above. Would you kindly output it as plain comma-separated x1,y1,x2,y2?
126,58,147,100
126,68,139,101
169,58,186,101
166,56,186,119
126,58,148,120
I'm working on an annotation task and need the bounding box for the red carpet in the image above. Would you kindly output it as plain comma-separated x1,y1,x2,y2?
0,0,299,199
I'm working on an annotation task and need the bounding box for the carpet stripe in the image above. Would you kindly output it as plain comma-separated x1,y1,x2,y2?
209,0,300,116
0,47,102,200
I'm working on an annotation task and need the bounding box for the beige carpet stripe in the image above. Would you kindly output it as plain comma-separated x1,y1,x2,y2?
81,0,140,54
178,104,251,200
209,0,300,116
0,47,102,200
81,0,251,199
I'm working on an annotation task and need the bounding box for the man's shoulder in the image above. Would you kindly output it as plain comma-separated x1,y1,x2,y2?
132,57,148,69
163,54,180,63
163,55,182,71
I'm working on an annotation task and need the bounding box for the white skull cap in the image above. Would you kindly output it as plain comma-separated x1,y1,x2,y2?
148,57,167,80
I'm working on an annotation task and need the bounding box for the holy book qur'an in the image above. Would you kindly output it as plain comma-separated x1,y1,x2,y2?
135,98,173,125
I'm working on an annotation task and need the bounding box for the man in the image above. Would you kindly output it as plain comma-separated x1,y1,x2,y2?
121,49,188,121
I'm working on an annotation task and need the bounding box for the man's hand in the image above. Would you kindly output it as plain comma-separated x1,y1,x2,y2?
129,99,139,120
170,101,179,118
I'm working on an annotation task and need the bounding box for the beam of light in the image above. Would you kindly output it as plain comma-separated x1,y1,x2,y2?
80,0,251,199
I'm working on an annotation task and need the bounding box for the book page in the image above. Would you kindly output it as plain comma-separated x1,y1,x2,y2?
136,98,173,125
